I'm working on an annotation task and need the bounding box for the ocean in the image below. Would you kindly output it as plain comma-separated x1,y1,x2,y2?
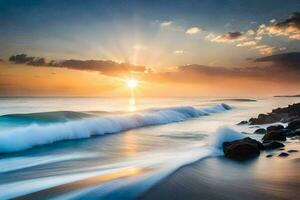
0,97,299,199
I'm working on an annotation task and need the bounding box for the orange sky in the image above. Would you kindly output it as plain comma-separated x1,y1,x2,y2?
1,3,300,97
1,61,299,97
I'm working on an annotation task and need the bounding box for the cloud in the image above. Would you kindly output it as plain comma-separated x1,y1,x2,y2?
246,29,255,36
185,26,202,34
159,20,184,31
250,45,286,55
252,45,276,55
257,12,300,40
207,32,246,43
160,21,173,27
148,65,299,85
10,54,34,64
142,52,300,86
9,54,146,76
255,52,300,69
237,40,257,47
173,50,184,54
9,54,47,66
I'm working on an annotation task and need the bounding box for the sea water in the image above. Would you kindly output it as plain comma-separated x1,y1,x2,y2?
0,97,299,199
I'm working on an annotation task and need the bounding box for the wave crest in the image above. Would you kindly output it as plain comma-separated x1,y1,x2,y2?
0,104,231,153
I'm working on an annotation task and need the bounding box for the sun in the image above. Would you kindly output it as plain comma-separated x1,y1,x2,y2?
127,79,138,89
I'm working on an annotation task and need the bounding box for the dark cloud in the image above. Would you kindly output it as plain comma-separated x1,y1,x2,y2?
207,31,245,43
224,32,243,39
276,12,300,30
255,52,300,69
144,53,300,84
164,64,267,80
9,54,35,64
257,12,300,39
9,54,146,76
49,59,145,76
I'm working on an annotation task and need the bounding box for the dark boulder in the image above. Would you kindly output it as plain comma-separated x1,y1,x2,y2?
262,130,286,142
279,129,295,137
266,125,284,132
278,152,289,157
295,129,300,135
266,154,273,158
223,137,264,160
287,150,298,153
287,119,300,130
263,141,285,150
254,128,266,134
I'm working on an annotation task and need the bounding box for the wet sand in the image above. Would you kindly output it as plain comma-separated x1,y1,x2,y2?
141,144,300,200
14,167,146,199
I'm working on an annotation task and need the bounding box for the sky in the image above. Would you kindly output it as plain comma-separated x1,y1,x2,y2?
0,0,300,97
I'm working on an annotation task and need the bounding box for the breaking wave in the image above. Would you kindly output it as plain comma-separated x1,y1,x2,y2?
0,104,231,153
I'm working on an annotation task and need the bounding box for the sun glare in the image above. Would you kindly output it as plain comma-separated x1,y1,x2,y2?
127,79,138,89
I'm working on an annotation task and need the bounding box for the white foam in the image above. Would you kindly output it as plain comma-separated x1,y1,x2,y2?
0,125,240,199
0,167,126,199
210,126,246,150
69,148,215,200
0,104,231,153
49,147,215,200
0,147,213,199
0,153,97,173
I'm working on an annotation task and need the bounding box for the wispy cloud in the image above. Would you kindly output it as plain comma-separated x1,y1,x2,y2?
144,52,300,85
160,21,173,27
236,40,257,47
250,45,285,55
185,26,202,34
206,32,246,43
9,54,146,76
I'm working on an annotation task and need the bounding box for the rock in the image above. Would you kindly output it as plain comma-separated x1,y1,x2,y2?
279,148,285,150
266,125,284,132
287,119,300,130
294,129,300,135
249,114,280,125
279,129,295,137
254,128,266,134
287,150,298,153
262,130,287,142
278,152,289,157
223,137,264,160
249,103,300,125
237,120,248,125
266,154,273,158
263,141,285,150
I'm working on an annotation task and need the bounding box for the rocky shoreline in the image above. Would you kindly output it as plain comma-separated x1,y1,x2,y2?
224,103,300,160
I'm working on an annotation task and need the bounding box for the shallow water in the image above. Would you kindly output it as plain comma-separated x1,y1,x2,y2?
0,97,299,199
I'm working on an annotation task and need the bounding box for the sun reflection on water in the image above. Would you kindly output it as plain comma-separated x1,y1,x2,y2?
129,97,136,112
